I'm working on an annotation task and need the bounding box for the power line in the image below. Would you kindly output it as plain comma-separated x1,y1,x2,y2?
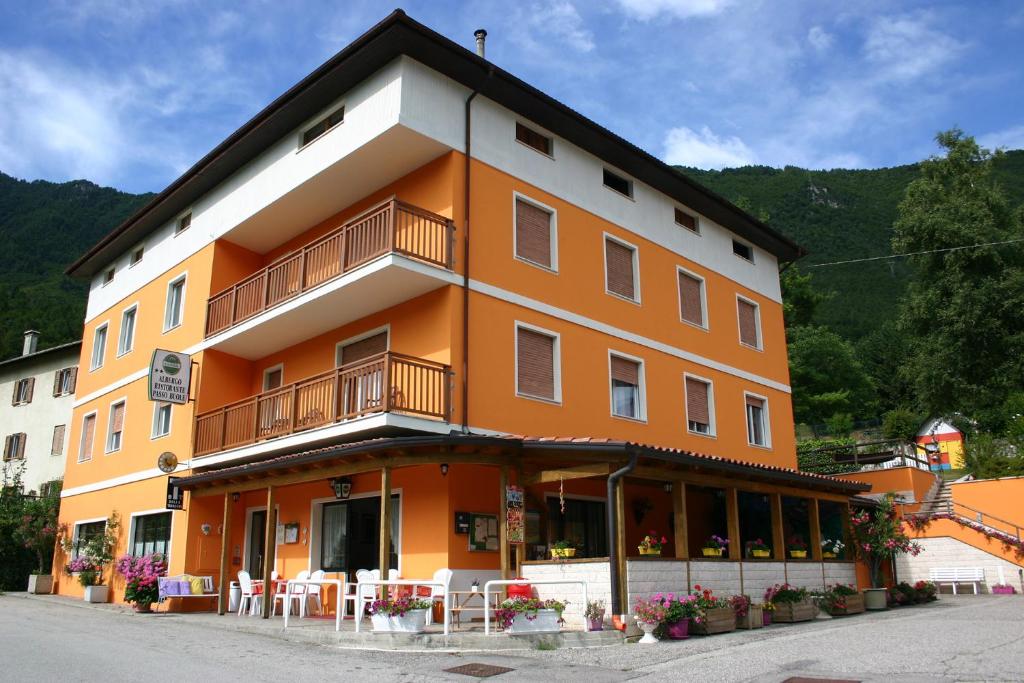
805,237,1024,268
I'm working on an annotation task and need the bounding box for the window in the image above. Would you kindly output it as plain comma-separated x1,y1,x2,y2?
53,367,77,396
732,239,754,262
164,276,186,331
603,168,633,198
78,414,96,462
746,394,770,447
262,366,284,391
152,403,172,439
604,236,639,302
91,324,107,370
675,208,699,233
610,354,644,420
175,212,192,235
3,433,26,461
546,496,607,559
515,122,552,156
39,480,61,497
107,401,126,453
684,376,714,435
336,331,388,415
515,324,560,403
73,520,105,558
130,246,144,266
118,306,137,356
12,377,34,405
514,197,556,270
336,331,388,367
51,425,66,456
301,105,345,146
737,297,761,349
103,267,115,285
130,512,172,557
678,269,706,328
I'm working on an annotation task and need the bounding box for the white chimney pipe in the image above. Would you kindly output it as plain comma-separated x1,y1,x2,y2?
474,29,487,58
23,330,39,356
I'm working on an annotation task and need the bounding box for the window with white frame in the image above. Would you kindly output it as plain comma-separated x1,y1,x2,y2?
675,208,700,234
130,245,145,266
72,520,105,558
53,367,77,396
3,433,26,461
678,269,707,328
514,196,557,270
164,276,186,331
106,401,125,453
78,413,96,462
91,324,107,370
737,297,762,349
152,403,172,438
118,306,137,356
610,353,644,420
515,324,561,403
175,211,191,235
604,235,640,302
130,512,172,557
684,375,714,436
745,394,770,447
302,105,345,147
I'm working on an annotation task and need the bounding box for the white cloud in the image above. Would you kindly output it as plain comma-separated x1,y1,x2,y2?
863,14,966,83
978,125,1024,152
613,0,736,21
530,2,595,52
663,125,756,169
807,25,833,52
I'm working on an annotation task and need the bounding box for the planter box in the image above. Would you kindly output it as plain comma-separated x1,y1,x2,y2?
691,607,737,635
830,593,865,616
370,609,428,634
550,548,576,559
701,548,724,558
27,574,53,594
992,586,1017,595
772,601,815,622
736,606,764,629
83,585,109,604
507,609,561,634
863,588,888,610
750,550,771,559
789,550,808,559
637,548,662,556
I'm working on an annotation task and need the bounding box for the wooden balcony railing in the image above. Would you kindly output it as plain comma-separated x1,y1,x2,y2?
193,352,451,457
205,199,455,337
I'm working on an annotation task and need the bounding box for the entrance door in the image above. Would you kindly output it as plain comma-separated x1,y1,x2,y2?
248,510,267,577
320,495,399,575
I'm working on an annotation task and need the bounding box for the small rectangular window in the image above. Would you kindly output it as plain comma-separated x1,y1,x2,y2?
118,306,137,356
737,297,761,349
91,325,107,370
131,511,172,557
605,237,638,301
675,208,699,233
515,122,552,156
130,246,144,266
103,268,115,285
610,354,643,420
746,394,769,447
175,212,191,235
685,376,713,435
3,433,26,461
164,276,186,331
733,239,754,262
514,197,556,269
302,106,345,146
12,378,34,405
79,414,96,462
51,425,66,456
53,367,77,396
603,168,633,198
107,401,126,453
678,270,706,328
152,403,172,438
516,325,559,402
73,520,105,558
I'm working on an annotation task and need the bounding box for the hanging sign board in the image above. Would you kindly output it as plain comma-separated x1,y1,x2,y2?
166,478,184,510
506,486,524,544
149,349,192,404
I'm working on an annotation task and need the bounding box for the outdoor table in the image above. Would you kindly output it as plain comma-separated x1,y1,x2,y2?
448,590,499,629
354,579,450,635
282,578,344,631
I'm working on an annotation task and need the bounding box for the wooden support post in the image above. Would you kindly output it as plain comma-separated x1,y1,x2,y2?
379,466,392,579
809,498,823,561
261,486,276,618
499,465,510,580
726,488,741,561
615,479,628,610
771,493,785,561
673,482,688,559
218,492,233,615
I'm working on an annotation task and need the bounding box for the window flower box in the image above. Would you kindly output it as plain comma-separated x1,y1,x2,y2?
736,605,764,629
370,609,428,633
507,609,562,634
702,548,724,557
831,593,865,615
772,601,815,622
691,606,737,635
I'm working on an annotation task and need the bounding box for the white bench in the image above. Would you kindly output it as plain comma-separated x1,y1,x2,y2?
929,567,984,594
158,575,218,609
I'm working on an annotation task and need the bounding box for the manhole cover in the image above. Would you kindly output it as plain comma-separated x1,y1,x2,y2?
444,663,515,678
782,678,861,683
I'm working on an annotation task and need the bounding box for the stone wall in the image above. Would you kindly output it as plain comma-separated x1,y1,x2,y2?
823,562,858,587
895,536,1024,592
740,562,787,599
521,561,611,627
625,559,687,608
689,560,742,596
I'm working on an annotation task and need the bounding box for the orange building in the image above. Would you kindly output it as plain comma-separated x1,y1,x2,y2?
55,11,867,620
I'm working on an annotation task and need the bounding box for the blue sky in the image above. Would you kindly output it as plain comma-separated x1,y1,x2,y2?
1,0,1022,194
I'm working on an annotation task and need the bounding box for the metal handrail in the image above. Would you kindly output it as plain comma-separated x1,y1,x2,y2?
901,499,1022,541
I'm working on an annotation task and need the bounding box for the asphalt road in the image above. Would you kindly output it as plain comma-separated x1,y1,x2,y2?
1,594,1021,682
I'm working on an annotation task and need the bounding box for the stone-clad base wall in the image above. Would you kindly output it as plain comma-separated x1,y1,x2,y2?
521,561,611,627
895,536,1024,592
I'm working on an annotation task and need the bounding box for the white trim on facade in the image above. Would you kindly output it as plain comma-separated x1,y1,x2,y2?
334,324,391,367
602,232,641,305
743,390,772,449
513,320,563,405
163,272,188,333
126,508,176,562
104,396,127,454
736,294,764,351
117,303,139,357
683,371,716,438
607,348,647,423
675,266,709,331
512,191,559,273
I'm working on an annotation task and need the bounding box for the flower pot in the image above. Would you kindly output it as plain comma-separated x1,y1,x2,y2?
736,606,764,629
134,602,154,613
772,601,815,622
762,611,773,626
370,609,428,634
751,549,771,559
637,620,659,644
993,586,1017,595
822,552,837,559
587,617,605,631
83,585,109,603
666,617,690,639
27,574,53,594
701,548,724,558
788,550,807,559
828,593,865,616
638,547,662,556
691,607,737,635
550,548,576,559
863,588,888,611
507,609,561,634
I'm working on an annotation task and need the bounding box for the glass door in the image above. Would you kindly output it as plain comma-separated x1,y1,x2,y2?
247,510,267,577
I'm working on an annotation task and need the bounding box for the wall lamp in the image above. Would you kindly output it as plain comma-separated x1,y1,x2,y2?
440,463,449,477
232,492,240,503
331,477,352,500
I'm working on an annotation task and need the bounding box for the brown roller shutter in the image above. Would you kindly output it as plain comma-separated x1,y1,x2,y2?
675,208,697,231
515,199,552,267
685,377,710,425
81,415,95,460
517,327,556,400
68,367,78,393
111,403,125,432
605,239,636,300
679,272,704,326
746,395,764,409
16,433,26,459
610,356,639,386
738,299,759,347
52,425,66,456
340,332,388,366
25,377,34,403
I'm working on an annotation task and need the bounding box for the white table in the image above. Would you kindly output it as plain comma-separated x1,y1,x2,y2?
354,579,450,635
483,579,588,635
282,578,344,632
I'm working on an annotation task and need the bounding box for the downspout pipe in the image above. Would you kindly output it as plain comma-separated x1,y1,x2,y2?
607,449,638,620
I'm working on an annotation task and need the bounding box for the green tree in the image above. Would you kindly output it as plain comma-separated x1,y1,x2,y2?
781,268,830,328
962,434,1024,479
787,325,875,426
892,129,1024,424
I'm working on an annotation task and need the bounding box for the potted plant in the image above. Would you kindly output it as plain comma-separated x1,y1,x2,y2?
115,553,167,613
61,512,119,603
701,535,730,557
787,535,808,559
470,578,480,593
820,538,845,559
760,601,774,626
849,495,922,610
992,584,1017,595
817,584,864,616
15,486,61,594
584,599,606,631
730,594,763,629
914,580,938,600
550,540,576,559
689,585,736,635
632,597,667,644
638,531,667,556
649,592,700,640
745,538,771,559
496,597,566,634
368,596,433,633
764,584,813,622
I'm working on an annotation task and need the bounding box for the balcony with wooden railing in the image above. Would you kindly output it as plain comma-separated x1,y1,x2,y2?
193,352,451,457
205,199,455,338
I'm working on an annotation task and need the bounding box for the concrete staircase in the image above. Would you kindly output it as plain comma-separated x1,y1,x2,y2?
920,479,954,517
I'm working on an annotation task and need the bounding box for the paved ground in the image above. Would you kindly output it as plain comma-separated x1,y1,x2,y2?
1,593,1022,682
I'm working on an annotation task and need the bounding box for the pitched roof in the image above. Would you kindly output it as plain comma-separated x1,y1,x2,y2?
68,9,805,278
0,340,81,369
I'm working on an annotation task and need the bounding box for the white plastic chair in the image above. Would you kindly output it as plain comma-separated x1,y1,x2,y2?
237,570,261,616
424,568,452,625
273,569,309,617
304,569,326,617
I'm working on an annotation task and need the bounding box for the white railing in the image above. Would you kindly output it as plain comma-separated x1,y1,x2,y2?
483,579,588,636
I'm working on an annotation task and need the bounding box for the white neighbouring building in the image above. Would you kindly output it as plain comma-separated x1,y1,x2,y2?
0,331,80,495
